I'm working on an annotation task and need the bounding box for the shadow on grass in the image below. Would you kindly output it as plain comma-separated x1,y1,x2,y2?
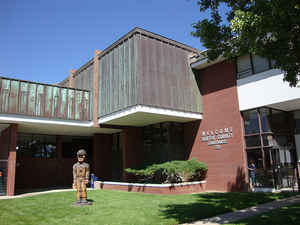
160,192,296,224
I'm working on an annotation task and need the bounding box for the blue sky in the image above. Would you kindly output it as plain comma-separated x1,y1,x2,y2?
0,0,210,84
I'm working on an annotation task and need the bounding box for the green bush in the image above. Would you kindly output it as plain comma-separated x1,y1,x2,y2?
125,159,208,184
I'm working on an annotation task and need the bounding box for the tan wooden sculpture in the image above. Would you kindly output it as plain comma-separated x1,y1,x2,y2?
73,149,90,205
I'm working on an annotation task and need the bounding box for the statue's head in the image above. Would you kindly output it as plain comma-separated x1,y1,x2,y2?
77,149,87,163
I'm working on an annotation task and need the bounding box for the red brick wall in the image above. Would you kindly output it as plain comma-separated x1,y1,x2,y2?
95,181,206,195
0,127,9,160
15,158,75,189
122,128,143,181
185,61,248,192
93,133,113,180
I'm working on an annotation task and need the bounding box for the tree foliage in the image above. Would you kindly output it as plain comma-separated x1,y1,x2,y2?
192,0,300,86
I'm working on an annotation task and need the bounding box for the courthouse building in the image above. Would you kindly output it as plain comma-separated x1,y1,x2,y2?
0,27,299,195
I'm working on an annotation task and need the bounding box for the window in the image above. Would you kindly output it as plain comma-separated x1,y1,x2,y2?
142,122,185,167
237,54,272,79
243,110,260,135
17,134,57,158
62,136,92,158
259,108,272,133
245,135,261,148
296,119,300,134
237,54,252,78
252,55,270,74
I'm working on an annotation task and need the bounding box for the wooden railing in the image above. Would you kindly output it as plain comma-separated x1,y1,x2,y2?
0,77,91,121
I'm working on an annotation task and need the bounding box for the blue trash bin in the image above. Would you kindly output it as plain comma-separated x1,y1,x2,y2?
90,173,95,188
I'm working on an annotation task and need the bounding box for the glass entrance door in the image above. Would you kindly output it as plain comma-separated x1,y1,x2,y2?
243,108,298,190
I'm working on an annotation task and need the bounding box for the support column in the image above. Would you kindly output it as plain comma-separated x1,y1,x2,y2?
6,124,17,196
93,134,112,180
69,69,76,88
122,128,143,181
93,50,101,127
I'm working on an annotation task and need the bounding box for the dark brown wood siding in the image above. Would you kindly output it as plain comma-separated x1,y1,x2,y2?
72,64,94,120
98,32,202,118
137,33,202,113
98,34,139,117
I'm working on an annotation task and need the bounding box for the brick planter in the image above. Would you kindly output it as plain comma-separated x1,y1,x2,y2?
94,180,207,194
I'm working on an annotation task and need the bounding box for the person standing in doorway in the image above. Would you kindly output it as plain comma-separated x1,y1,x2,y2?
248,160,256,191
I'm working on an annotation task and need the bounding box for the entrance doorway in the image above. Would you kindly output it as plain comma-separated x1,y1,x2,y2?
243,108,298,190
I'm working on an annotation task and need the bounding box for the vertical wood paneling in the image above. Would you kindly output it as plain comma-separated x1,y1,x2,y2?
0,77,90,120
59,88,67,119
9,80,19,113
19,82,28,114
67,89,75,120
0,79,10,113
36,85,45,117
27,83,37,116
113,45,119,111
44,86,53,117
138,35,202,113
52,87,59,118
118,44,123,111
97,32,201,118
98,35,139,117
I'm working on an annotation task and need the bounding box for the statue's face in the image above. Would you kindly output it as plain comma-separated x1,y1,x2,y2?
78,154,85,163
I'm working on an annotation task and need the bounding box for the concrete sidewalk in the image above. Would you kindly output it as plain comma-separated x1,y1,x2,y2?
0,188,75,199
182,195,300,225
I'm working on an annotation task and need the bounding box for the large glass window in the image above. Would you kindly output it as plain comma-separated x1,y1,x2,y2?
252,55,270,74
243,110,260,134
142,122,185,167
17,134,57,158
259,108,272,133
245,135,261,148
243,107,297,189
62,136,92,158
237,54,252,78
295,119,300,134
270,109,290,133
237,54,272,79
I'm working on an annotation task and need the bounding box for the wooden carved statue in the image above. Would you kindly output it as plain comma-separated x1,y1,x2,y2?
73,149,90,204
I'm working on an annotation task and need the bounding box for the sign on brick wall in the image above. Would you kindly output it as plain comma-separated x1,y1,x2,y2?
201,127,233,149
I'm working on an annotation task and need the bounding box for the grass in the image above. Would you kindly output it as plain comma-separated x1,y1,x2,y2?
227,203,300,225
0,190,297,225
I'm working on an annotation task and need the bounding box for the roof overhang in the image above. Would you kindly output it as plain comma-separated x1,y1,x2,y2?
0,114,120,136
191,56,225,70
98,105,202,127
267,98,300,112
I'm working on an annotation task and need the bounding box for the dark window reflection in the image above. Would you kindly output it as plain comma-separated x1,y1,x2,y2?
17,134,57,158
245,135,261,147
243,110,260,135
262,134,274,147
259,108,272,133
295,119,300,134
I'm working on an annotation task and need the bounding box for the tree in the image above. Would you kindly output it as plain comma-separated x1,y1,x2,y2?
191,0,300,86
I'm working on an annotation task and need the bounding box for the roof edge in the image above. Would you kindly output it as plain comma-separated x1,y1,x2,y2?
73,27,202,76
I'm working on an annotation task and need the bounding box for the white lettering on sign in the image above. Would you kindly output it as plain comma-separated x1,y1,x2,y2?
201,127,233,149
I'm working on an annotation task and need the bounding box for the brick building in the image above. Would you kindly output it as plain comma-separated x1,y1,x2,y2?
1,27,299,195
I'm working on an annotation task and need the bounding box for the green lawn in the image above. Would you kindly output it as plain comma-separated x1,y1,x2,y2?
228,203,300,225
0,190,297,225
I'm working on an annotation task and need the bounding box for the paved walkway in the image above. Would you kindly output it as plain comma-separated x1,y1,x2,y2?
183,195,300,225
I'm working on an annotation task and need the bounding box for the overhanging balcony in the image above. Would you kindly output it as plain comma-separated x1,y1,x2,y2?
0,77,91,121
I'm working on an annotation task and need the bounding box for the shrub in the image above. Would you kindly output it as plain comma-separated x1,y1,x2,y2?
125,159,208,184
